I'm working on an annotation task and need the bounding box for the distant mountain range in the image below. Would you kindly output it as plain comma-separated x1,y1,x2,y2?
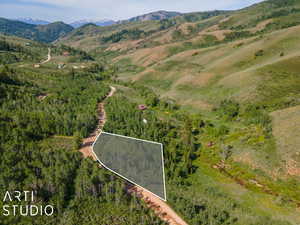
15,18,50,25
13,10,181,28
15,18,116,28
71,11,181,27
1,10,183,43
69,19,116,28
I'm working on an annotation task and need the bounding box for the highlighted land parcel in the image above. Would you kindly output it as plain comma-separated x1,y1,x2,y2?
92,132,166,201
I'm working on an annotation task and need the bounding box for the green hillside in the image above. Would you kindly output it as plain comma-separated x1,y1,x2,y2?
0,18,73,43
35,22,74,43
0,35,48,64
58,0,300,53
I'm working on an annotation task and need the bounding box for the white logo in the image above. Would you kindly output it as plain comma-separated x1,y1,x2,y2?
2,191,54,216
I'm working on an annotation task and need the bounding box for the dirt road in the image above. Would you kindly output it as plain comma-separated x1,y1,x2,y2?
79,86,188,225
128,185,188,225
79,86,115,159
41,48,51,64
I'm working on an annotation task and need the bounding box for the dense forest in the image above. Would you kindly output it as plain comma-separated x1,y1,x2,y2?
0,63,166,224
101,29,152,43
0,39,44,64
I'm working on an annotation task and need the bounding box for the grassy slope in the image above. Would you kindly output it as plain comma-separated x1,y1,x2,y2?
116,24,300,179
114,24,300,107
58,20,162,51
113,84,300,225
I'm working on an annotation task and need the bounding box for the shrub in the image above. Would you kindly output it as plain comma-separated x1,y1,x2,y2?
255,49,264,57
172,29,184,40
217,100,240,121
224,31,252,42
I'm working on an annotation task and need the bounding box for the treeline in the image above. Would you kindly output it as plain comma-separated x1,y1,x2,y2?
182,10,228,23
159,19,177,30
0,52,19,64
54,44,94,62
101,29,150,43
0,66,110,139
268,0,298,8
0,39,42,64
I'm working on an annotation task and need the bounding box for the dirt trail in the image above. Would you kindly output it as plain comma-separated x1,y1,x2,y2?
41,48,51,64
79,86,188,225
128,185,188,225
79,86,115,159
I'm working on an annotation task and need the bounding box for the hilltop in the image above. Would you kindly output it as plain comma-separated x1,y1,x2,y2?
70,19,116,28
126,10,181,22
14,18,50,25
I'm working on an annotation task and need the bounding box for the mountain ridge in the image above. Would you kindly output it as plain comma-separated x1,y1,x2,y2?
14,18,50,25
0,17,73,43
70,19,116,28
125,10,182,22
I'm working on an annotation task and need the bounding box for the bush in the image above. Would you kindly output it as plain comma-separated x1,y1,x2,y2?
217,100,240,121
224,31,252,42
255,49,264,57
101,29,148,43
73,131,83,150
172,29,184,41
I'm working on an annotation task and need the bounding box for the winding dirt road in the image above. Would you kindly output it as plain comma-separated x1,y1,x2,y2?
41,48,51,64
79,86,188,225
79,86,115,159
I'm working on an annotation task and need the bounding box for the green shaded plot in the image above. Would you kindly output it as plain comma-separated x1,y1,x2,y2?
93,132,166,200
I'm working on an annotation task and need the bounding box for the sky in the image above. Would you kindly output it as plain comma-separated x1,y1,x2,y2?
0,0,265,23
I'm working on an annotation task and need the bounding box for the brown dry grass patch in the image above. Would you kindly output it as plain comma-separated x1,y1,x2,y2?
249,19,274,33
270,105,300,176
